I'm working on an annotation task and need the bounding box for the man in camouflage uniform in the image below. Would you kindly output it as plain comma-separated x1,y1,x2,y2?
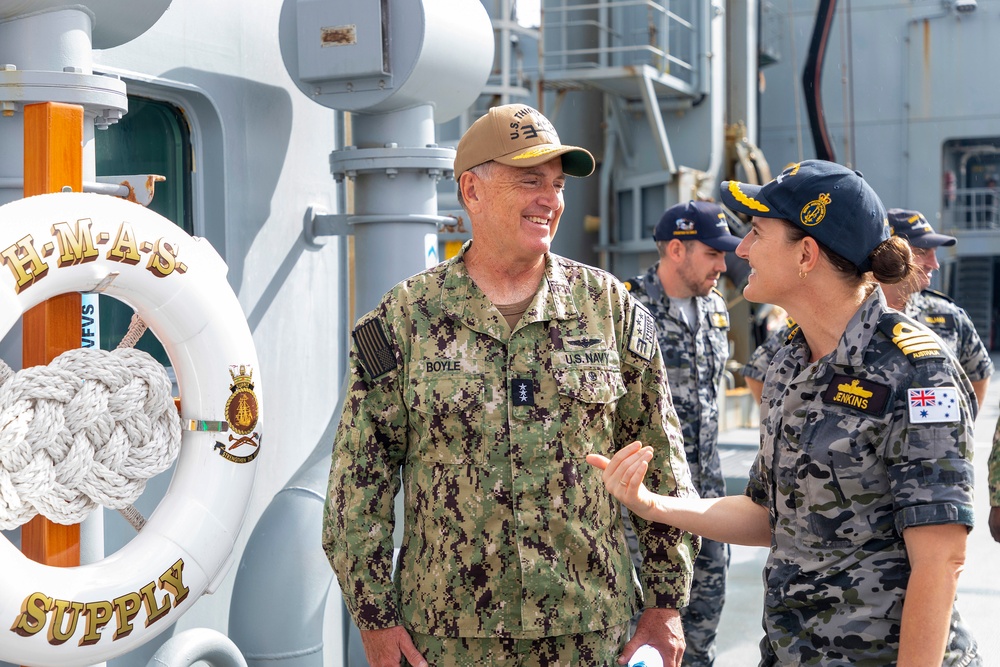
323,104,699,667
743,209,993,409
884,208,992,408
622,200,740,667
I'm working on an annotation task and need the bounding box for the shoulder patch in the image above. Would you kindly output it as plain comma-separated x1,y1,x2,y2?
877,312,945,362
822,373,891,417
908,386,960,423
352,318,397,379
627,300,657,361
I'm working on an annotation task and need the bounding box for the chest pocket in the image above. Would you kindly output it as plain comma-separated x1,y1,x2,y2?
408,374,486,464
797,409,891,547
551,366,626,458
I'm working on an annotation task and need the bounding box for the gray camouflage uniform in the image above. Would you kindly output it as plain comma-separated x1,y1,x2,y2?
624,264,729,667
749,287,979,665
745,290,993,397
323,242,699,643
743,318,795,386
907,289,993,388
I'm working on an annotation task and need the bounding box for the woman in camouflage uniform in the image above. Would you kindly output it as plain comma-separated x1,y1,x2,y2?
590,160,981,666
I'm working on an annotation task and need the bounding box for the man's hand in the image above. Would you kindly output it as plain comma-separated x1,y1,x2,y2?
617,607,685,667
360,626,427,667
989,506,1000,543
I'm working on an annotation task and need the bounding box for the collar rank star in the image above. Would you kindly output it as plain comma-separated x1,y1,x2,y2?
822,374,891,416
512,378,535,406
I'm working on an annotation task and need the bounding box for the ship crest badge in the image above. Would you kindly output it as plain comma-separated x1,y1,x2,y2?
215,365,261,464
800,193,831,227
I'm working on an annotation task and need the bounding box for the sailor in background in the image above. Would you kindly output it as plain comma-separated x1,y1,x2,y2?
883,208,992,409
622,200,741,667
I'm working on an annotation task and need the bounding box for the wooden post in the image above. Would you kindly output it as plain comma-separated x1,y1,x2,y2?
20,102,84,567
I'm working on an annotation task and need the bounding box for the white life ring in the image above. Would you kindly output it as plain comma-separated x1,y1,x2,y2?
0,192,262,667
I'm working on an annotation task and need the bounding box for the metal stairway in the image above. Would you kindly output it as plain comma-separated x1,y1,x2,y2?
954,255,993,347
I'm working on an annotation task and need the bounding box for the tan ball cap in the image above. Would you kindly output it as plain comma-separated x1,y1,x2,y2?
454,104,595,178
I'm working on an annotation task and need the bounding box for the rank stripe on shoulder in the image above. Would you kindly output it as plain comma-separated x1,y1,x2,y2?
923,288,955,304
352,318,397,379
877,312,945,361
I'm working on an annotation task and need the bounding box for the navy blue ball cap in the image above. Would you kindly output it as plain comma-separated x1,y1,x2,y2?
719,160,890,272
887,208,956,248
653,200,740,252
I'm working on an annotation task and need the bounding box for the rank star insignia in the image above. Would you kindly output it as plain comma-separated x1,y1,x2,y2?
217,364,261,463
511,378,535,406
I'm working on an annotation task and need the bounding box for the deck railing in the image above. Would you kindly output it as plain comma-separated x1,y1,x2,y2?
541,0,698,86
944,187,1000,231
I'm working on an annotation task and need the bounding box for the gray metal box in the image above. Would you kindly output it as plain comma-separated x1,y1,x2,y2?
296,0,389,84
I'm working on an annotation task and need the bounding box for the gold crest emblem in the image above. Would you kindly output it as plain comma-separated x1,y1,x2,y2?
800,193,831,226
216,365,261,463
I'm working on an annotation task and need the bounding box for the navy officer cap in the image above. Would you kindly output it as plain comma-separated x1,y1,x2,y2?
887,208,956,248
719,160,889,272
653,200,740,252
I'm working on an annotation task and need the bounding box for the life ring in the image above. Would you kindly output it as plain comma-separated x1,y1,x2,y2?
0,192,262,667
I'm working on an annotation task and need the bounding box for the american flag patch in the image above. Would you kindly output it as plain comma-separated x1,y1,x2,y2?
908,386,959,424
353,318,396,379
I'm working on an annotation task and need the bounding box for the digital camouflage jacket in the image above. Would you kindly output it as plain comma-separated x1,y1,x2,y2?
324,242,699,639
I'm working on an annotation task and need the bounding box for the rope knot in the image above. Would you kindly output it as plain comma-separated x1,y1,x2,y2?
0,347,181,529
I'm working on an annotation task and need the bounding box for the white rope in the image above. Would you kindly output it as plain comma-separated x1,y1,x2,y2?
0,347,181,530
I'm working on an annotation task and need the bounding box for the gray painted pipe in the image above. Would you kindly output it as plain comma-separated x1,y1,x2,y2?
228,459,334,667
145,628,247,667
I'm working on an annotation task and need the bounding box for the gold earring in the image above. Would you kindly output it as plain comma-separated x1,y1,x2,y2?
799,270,807,279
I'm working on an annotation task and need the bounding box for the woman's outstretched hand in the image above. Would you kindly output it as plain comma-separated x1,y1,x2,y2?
586,441,658,520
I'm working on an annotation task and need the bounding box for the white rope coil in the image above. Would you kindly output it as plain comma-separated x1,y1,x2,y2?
0,347,181,529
